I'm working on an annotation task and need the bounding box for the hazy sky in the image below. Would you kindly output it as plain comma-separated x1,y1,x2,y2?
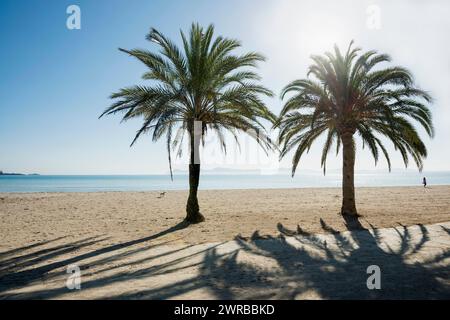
1,0,449,174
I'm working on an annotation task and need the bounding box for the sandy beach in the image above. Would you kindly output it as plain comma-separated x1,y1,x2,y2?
1,186,449,299
2,186,450,247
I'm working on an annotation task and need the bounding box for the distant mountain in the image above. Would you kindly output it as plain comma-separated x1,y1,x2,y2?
0,171,24,175
0,171,39,176
169,167,432,175
172,167,294,175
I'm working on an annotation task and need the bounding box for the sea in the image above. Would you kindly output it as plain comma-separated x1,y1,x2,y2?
1,170,449,193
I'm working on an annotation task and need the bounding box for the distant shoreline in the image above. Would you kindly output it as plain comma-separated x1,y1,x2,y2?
1,172,449,193
1,185,450,195
0,172,39,176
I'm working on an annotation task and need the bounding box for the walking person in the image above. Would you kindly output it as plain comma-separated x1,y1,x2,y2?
423,177,427,188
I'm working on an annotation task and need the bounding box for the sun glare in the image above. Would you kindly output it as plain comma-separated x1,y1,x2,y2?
299,13,351,55
255,1,354,58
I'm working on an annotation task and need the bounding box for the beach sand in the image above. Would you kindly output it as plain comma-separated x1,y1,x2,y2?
1,186,449,247
1,186,449,299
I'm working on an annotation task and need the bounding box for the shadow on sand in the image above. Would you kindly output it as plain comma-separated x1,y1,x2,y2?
1,217,449,299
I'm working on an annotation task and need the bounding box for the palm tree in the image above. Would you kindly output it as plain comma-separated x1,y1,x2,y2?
100,23,275,223
276,42,433,216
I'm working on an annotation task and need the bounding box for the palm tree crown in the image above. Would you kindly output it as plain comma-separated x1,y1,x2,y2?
276,41,433,215
100,23,274,222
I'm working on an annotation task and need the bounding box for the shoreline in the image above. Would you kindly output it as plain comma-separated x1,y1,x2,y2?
1,184,448,194
3,172,450,193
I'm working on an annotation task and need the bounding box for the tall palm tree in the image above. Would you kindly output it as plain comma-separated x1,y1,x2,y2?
276,42,433,216
100,23,275,223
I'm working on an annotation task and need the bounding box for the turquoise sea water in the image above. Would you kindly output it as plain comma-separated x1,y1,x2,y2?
1,171,449,193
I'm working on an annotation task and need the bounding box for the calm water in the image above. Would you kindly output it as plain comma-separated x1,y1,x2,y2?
1,171,449,193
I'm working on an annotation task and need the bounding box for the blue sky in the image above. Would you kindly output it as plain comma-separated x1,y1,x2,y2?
1,0,449,174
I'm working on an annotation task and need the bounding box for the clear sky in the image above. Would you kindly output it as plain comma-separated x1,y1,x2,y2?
1,0,449,174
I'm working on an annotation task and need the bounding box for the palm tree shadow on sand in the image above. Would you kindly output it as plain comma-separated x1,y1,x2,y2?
211,217,449,299
1,218,449,299
0,220,191,298
110,216,449,299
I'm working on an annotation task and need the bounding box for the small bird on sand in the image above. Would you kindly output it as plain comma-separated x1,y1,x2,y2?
157,192,166,199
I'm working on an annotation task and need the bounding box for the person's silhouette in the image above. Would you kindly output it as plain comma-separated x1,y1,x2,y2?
422,177,427,188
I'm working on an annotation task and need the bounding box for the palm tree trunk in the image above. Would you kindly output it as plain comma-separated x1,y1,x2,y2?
341,132,358,216
185,127,205,223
